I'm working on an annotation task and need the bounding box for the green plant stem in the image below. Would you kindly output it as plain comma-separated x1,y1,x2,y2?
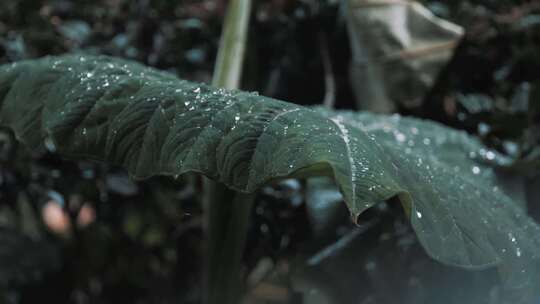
206,188,255,304
203,0,253,303
212,0,252,90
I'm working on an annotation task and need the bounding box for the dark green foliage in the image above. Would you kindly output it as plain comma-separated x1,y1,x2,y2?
0,228,61,287
1,1,539,303
423,1,540,176
0,55,539,301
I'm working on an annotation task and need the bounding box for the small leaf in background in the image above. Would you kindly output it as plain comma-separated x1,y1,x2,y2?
105,172,138,196
56,20,92,47
456,93,494,115
0,33,27,61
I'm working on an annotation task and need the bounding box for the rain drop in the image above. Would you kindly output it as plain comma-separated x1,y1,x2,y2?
395,133,406,142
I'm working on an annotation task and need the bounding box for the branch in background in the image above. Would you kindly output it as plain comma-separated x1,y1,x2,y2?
319,32,336,109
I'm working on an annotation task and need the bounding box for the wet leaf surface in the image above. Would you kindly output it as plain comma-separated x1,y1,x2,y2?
0,55,539,301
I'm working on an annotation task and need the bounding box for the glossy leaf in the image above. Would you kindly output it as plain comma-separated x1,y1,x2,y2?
0,55,539,298
315,109,540,300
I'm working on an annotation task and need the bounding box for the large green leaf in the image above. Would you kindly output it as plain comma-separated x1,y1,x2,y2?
0,55,539,299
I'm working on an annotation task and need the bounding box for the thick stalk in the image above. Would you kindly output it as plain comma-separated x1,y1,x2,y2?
206,190,255,304
212,0,252,90
203,0,253,303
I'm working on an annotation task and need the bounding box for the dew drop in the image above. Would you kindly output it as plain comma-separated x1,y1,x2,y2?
416,211,422,219
472,166,481,174
44,137,57,152
478,123,490,135
395,133,406,142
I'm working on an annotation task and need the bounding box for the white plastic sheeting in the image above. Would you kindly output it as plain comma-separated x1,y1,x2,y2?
346,0,464,112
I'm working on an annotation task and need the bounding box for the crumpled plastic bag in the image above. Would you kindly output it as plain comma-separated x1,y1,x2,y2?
346,0,464,112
